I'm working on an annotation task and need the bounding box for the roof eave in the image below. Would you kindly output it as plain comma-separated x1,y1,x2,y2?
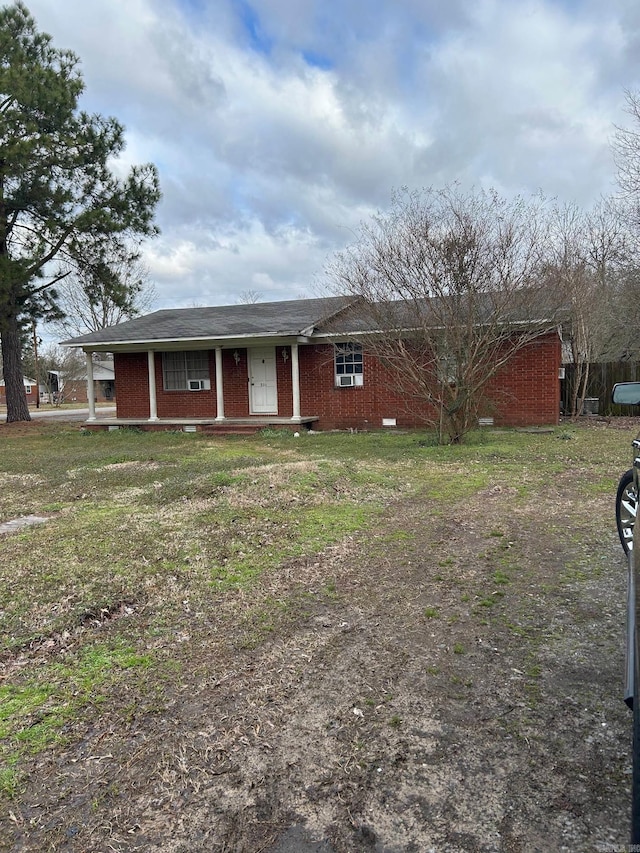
61,331,315,353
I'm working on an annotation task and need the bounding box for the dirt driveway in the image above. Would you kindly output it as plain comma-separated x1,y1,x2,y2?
1,429,633,853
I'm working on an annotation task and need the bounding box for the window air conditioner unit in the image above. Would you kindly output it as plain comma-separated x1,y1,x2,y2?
188,379,210,391
338,375,355,387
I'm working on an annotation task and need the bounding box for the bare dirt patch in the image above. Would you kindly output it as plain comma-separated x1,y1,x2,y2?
0,425,634,853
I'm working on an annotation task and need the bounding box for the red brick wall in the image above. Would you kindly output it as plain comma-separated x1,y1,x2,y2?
114,353,151,418
484,334,561,427
154,351,217,418
64,382,89,403
277,347,294,417
63,381,114,404
299,332,561,430
222,349,250,417
299,344,411,430
114,334,561,429
0,385,38,405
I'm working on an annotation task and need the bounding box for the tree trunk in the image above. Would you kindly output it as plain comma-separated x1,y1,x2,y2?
570,358,585,419
576,361,591,418
1,309,31,422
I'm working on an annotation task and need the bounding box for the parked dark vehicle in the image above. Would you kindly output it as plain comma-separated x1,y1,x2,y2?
612,381,640,843
617,466,637,555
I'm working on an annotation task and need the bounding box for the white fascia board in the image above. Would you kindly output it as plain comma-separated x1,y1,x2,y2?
61,332,310,353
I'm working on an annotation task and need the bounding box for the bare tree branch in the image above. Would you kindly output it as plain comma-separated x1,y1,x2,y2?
326,186,565,443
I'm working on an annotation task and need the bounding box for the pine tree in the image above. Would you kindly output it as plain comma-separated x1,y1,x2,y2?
0,2,160,421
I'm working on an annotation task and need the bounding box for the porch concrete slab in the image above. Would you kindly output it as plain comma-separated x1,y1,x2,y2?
82,416,319,434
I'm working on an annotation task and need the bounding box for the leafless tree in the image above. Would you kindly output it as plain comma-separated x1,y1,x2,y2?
326,186,565,443
49,243,156,338
237,289,262,304
546,203,595,418
614,91,640,208
36,344,84,403
548,197,639,417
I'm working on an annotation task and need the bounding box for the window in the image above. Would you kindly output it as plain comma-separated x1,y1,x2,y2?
334,342,363,387
437,354,458,386
162,351,210,390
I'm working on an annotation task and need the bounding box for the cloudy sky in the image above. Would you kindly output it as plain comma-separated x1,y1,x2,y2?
22,0,640,314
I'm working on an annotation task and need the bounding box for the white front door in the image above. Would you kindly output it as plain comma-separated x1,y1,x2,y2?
249,347,278,414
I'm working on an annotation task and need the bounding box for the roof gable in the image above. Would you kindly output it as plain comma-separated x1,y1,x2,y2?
0,377,36,387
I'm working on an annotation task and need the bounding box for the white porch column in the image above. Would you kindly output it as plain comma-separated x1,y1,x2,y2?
214,346,225,420
147,350,158,421
291,342,301,422
85,353,96,421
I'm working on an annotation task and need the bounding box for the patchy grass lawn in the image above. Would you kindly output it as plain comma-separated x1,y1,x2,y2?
0,419,636,851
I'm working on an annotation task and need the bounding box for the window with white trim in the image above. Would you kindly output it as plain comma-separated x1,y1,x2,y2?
334,342,363,387
162,351,210,390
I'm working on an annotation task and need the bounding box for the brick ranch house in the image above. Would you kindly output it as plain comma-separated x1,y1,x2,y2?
61,360,116,404
60,295,562,432
0,377,38,406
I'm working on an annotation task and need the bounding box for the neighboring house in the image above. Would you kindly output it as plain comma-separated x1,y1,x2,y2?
62,361,116,404
0,377,38,406
60,296,562,431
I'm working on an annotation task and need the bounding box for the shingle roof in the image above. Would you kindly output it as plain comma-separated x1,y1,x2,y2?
60,296,357,347
316,290,568,334
61,290,566,350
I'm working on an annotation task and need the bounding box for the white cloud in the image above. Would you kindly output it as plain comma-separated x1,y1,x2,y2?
20,0,640,326
143,219,330,308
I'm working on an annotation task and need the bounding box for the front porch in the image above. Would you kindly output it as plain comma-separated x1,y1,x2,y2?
82,415,319,435
83,343,309,427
